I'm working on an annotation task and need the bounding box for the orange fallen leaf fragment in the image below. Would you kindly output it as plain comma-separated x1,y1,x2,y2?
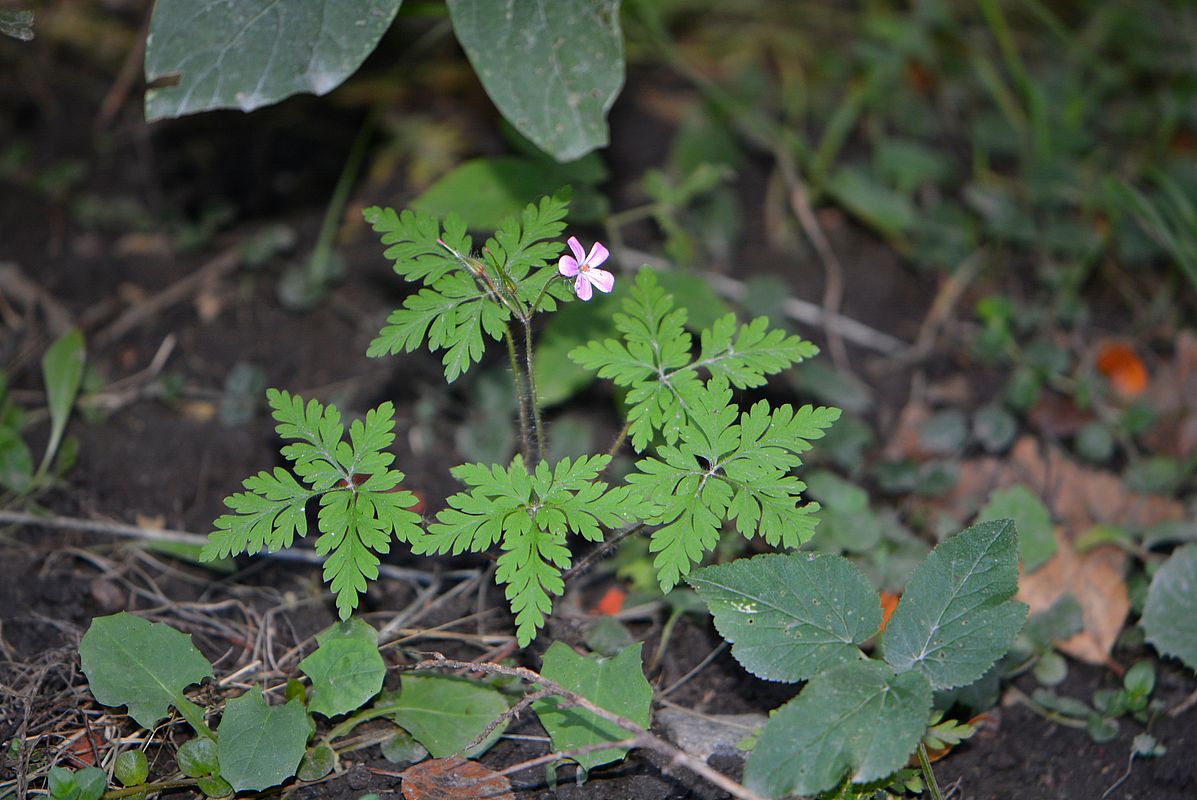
878,592,901,634
401,755,514,800
595,586,627,616
1097,341,1148,397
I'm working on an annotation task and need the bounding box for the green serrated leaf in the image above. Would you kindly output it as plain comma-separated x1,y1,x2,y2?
1142,543,1197,672
745,659,932,797
533,642,652,774
381,675,509,758
79,613,214,733
629,379,840,590
445,0,624,162
39,328,85,477
976,485,1056,572
144,0,402,120
425,454,635,644
367,194,569,382
299,619,385,717
883,520,1028,690
204,392,422,618
217,689,311,792
688,553,881,682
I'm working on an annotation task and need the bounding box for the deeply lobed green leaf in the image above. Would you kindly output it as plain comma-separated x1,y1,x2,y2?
204,390,422,619
366,193,570,382
422,454,637,645
628,378,840,590
570,270,820,452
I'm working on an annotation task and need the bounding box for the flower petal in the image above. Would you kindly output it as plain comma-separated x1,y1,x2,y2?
585,241,610,268
575,274,593,301
586,267,615,294
558,255,580,277
567,236,587,264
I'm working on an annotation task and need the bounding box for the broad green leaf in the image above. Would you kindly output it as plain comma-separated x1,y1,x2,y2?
74,768,106,800
381,675,509,758
299,619,385,717
1142,543,1197,672
0,426,33,494
688,553,881,682
533,642,652,774
976,485,1056,571
297,745,337,781
177,737,220,777
744,660,932,798
39,328,85,477
79,613,214,733
446,0,624,162
144,0,403,120
412,155,605,230
114,750,149,787
217,689,311,792
0,9,34,42
883,520,1027,690
825,167,914,237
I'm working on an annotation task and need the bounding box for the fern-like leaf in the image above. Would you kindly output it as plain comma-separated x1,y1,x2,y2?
203,390,423,619
627,378,841,590
570,269,818,451
366,192,572,382
425,454,637,645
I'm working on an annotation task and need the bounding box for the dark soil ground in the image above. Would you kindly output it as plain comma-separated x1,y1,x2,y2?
2,15,1195,800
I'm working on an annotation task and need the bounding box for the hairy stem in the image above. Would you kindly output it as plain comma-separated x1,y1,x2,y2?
917,741,945,800
522,318,546,465
505,325,533,464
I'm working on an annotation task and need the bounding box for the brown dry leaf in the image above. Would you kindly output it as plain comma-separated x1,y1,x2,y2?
194,288,225,323
944,436,1184,663
401,756,514,800
179,400,216,423
114,232,173,259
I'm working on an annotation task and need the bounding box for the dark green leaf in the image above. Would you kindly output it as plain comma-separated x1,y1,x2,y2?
883,520,1027,690
446,0,624,161
0,10,34,41
114,750,149,787
744,660,932,797
39,328,85,476
79,613,214,732
534,642,652,773
688,553,880,682
382,675,509,758
217,689,311,792
1142,544,1197,672
299,619,385,717
976,485,1056,572
144,0,402,119
297,745,337,781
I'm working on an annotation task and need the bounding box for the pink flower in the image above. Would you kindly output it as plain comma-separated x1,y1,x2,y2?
558,236,614,301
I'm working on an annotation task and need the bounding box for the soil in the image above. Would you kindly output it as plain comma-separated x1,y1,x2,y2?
2,17,1195,800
